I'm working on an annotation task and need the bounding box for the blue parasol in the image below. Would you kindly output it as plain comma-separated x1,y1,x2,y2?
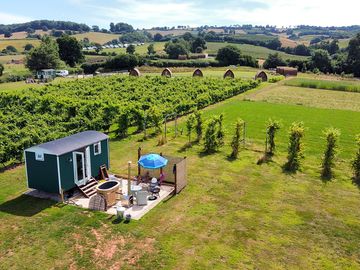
138,154,168,169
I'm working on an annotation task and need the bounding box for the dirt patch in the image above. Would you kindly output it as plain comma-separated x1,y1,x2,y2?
71,227,157,269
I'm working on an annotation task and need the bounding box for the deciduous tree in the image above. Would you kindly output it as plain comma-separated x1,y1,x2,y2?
57,35,84,67
25,36,61,71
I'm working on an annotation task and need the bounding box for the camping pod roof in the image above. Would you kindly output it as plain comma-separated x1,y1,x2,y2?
25,131,109,156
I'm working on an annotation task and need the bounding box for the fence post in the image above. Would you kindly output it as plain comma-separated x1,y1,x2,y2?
137,147,141,176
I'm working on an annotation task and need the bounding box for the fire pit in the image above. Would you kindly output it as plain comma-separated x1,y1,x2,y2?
96,180,120,207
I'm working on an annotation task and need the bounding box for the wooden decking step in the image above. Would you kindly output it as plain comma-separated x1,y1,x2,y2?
78,178,98,198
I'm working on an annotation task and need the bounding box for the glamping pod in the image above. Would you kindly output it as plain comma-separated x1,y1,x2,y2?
276,66,298,77
161,68,172,78
129,68,141,76
255,71,268,82
223,69,235,79
193,68,203,77
24,131,109,194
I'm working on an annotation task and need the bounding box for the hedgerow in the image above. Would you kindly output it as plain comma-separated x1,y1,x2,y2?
0,75,259,165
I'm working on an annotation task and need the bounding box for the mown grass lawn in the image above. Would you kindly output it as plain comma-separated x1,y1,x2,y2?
246,82,360,112
1,82,360,269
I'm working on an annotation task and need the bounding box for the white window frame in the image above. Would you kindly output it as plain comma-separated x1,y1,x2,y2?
94,141,101,155
35,151,44,161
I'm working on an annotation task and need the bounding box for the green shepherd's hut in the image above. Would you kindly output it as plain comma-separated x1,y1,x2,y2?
24,131,109,195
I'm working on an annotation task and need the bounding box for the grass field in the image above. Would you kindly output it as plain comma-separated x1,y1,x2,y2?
1,81,360,268
246,82,360,112
0,30,51,40
206,42,309,60
93,42,166,55
146,29,198,36
72,32,121,44
0,39,41,51
0,54,24,64
338,38,351,48
285,78,360,92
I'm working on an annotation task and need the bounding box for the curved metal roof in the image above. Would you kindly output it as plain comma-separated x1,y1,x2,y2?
25,131,109,156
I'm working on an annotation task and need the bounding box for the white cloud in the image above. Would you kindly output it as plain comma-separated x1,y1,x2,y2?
84,0,360,28
0,12,32,24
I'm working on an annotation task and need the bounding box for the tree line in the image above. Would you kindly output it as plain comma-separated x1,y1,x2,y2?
184,112,360,184
0,20,90,37
263,33,360,77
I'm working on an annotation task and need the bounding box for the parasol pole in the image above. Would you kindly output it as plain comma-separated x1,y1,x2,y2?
128,161,132,196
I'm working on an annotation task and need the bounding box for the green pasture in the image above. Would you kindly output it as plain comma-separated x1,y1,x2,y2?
206,42,309,60
1,78,360,268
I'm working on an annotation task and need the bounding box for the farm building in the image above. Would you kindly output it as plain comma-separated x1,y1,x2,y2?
161,68,172,77
224,69,235,79
193,68,203,77
276,66,298,77
129,68,141,76
255,71,268,81
36,69,56,80
24,131,109,195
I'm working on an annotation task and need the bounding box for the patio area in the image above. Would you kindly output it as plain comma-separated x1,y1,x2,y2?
70,177,175,220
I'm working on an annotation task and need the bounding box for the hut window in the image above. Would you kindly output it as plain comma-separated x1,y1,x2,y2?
94,142,101,155
35,151,44,161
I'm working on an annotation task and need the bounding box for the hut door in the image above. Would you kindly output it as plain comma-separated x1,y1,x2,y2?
73,152,86,186
85,146,91,182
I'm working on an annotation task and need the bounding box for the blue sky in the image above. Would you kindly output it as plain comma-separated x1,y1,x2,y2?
1,0,359,28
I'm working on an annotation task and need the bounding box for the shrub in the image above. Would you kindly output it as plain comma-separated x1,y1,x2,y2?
81,63,103,74
351,134,360,183
203,114,225,153
216,114,225,147
284,122,305,172
194,110,203,142
263,53,286,69
266,119,281,156
203,117,218,153
268,76,284,83
104,53,140,70
230,119,244,159
148,107,162,134
0,63,4,76
116,112,130,138
321,128,340,179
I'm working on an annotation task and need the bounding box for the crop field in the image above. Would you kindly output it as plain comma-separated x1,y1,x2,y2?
0,38,40,51
206,42,309,60
72,32,121,44
1,76,360,268
278,36,298,48
0,76,259,165
284,78,360,92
